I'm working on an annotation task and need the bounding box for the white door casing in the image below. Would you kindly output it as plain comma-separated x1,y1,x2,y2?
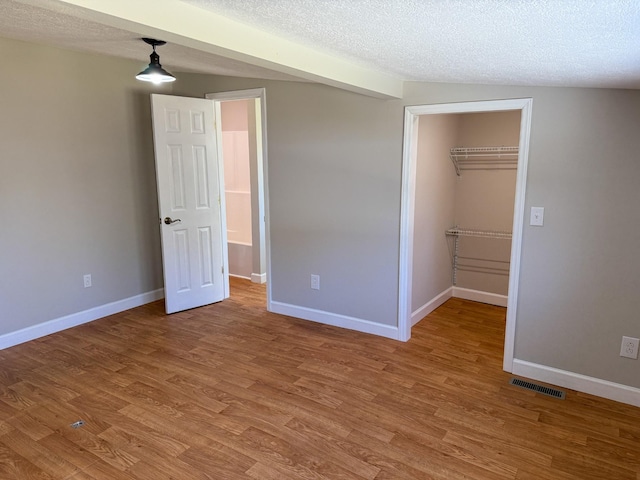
151,94,229,314
398,98,533,372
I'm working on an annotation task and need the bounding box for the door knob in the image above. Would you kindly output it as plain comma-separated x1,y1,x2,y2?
164,217,181,225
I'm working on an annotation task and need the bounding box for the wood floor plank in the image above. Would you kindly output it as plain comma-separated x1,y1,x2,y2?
177,441,257,480
37,432,99,471
244,461,285,480
4,410,55,441
0,428,79,479
55,426,140,472
97,424,189,460
0,278,639,478
0,440,55,479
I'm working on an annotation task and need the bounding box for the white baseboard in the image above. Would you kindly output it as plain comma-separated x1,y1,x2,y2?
452,287,508,307
251,273,267,284
270,301,399,340
0,289,165,351
230,274,251,280
512,359,640,408
411,287,452,326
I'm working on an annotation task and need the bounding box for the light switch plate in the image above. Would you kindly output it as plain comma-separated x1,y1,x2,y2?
530,207,544,226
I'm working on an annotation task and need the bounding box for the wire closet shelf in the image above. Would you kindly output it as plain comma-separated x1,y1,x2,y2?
449,146,519,176
445,227,512,240
445,227,512,285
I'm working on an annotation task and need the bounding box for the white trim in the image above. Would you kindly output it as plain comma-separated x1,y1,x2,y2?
452,287,508,307
213,99,230,301
411,288,453,326
398,109,420,341
251,273,267,284
513,359,640,408
0,289,164,351
207,88,265,102
503,100,533,372
399,98,533,369
227,240,252,247
270,301,399,340
229,274,252,281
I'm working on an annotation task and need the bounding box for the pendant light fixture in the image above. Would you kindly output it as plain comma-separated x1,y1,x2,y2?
136,38,176,84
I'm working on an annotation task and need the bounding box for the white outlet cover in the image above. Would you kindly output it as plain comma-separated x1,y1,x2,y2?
620,336,639,359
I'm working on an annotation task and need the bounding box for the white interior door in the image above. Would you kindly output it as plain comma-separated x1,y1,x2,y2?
151,94,229,314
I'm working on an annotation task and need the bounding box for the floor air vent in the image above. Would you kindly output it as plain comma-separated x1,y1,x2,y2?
509,378,565,399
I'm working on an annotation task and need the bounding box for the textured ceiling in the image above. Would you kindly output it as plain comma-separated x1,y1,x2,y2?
2,0,640,90
0,0,303,81
183,0,640,89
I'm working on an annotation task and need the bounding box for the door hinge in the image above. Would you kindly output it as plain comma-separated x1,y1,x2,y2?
222,266,224,274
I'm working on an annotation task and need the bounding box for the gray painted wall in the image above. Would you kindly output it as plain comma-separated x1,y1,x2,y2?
177,75,640,389
0,37,165,335
177,77,402,325
3,36,640,392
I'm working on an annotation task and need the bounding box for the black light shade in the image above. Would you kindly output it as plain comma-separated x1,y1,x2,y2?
136,38,176,84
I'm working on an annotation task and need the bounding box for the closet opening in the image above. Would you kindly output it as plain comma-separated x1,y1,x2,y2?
442,112,520,306
398,99,533,373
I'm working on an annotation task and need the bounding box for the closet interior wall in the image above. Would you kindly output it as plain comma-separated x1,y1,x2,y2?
454,111,521,296
411,111,520,318
412,114,458,315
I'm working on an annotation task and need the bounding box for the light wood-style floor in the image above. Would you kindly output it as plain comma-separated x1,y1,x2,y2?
1,278,639,479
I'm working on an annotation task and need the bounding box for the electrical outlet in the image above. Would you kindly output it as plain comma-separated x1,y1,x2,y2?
83,274,92,288
620,336,639,359
310,274,320,290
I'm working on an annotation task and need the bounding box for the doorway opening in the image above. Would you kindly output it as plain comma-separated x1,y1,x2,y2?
398,99,533,372
207,89,270,305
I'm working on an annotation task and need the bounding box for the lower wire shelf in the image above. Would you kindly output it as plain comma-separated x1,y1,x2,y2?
445,226,512,285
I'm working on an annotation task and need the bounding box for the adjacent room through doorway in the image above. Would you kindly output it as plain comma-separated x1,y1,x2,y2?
210,89,269,301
